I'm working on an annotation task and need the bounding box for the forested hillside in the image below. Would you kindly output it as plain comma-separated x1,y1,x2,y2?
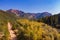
37,14,60,28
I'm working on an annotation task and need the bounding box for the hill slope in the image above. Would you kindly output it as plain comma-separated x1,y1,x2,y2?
0,10,19,40
16,19,59,40
0,10,59,40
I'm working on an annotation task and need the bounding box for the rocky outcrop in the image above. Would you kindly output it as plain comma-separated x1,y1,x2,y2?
8,22,17,40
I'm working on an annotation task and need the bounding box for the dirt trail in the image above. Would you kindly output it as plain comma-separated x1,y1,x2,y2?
8,22,17,40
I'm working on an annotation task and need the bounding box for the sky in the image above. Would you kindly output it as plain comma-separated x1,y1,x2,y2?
0,0,60,14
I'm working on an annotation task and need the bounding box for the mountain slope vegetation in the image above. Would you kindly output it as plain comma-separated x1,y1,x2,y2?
16,19,60,40
0,10,60,40
37,14,60,29
0,10,19,40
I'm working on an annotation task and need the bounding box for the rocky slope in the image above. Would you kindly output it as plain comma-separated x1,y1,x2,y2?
7,9,52,20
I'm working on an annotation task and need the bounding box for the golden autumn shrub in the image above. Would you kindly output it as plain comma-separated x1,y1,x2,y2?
16,19,59,40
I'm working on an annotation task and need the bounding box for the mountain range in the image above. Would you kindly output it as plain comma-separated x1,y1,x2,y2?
7,9,52,20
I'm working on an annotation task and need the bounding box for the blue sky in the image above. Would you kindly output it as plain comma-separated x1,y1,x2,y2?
0,0,60,14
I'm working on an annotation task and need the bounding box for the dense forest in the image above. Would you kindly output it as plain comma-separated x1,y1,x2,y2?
37,14,60,28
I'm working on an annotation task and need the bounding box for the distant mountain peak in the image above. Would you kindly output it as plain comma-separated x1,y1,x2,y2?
7,9,24,16
6,9,52,19
7,9,24,13
42,12,49,13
